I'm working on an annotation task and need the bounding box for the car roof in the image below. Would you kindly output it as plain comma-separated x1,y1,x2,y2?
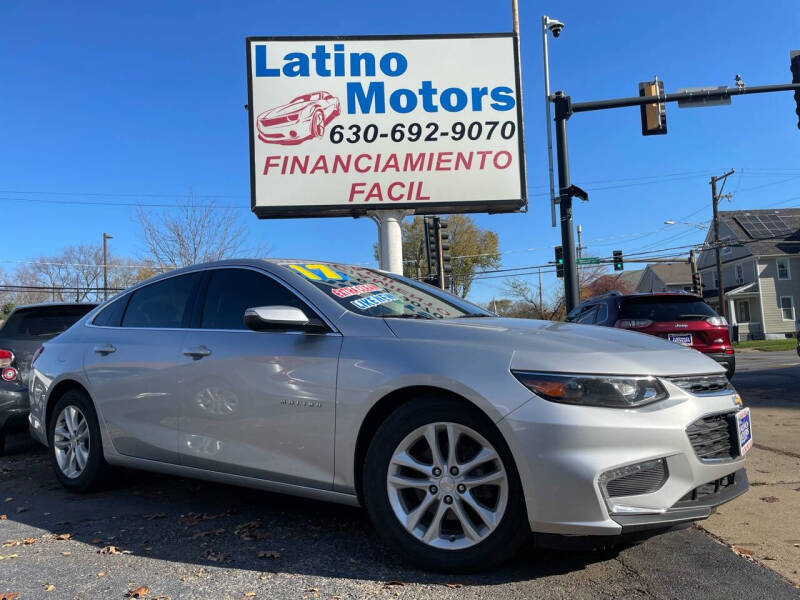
9,302,98,312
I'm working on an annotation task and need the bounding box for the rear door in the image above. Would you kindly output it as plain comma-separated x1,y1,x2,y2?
176,267,341,489
83,272,203,463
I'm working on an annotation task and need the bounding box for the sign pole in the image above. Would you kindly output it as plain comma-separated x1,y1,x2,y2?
374,210,408,274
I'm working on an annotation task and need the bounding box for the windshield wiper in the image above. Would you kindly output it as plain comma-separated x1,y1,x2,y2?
455,313,491,318
382,314,435,320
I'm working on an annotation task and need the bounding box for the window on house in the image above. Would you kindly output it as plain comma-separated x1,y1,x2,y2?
712,271,718,289
777,259,790,280
735,264,743,284
780,296,795,321
736,300,751,323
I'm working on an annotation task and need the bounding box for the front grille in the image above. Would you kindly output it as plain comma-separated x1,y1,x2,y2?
606,459,668,497
676,472,737,505
668,374,731,395
686,412,737,460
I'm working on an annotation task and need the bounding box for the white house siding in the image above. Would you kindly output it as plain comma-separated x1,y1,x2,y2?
758,258,800,337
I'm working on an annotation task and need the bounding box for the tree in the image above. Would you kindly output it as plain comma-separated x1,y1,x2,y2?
136,193,253,268
387,215,500,298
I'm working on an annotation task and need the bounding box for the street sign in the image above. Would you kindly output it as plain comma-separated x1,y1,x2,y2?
246,34,526,219
576,257,600,265
676,86,732,108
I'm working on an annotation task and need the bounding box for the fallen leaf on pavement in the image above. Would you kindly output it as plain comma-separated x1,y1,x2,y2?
152,596,172,600
243,593,257,598
444,583,464,588
384,581,407,587
90,538,102,544
734,546,755,556
191,528,225,539
204,549,226,562
14,507,27,514
43,583,55,592
98,545,121,554
760,496,779,503
60,551,71,556
143,513,165,520
55,533,71,540
126,585,150,598
0,593,20,600
0,554,19,560
0,515,6,520
97,572,105,577
258,550,280,559
4,498,11,502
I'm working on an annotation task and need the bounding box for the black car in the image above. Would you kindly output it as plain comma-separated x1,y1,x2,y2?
0,302,96,453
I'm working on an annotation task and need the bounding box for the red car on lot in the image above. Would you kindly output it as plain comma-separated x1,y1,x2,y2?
566,292,735,377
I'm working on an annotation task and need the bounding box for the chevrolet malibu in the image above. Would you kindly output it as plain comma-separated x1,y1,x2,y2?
28,260,751,571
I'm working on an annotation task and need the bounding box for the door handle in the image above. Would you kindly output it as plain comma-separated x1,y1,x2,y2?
183,346,212,360
93,344,116,355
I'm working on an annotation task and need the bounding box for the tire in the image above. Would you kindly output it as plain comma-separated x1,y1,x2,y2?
47,389,110,492
363,396,529,572
311,110,325,138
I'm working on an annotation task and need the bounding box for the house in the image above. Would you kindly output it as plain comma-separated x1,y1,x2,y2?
614,269,644,292
635,263,693,293
697,208,800,340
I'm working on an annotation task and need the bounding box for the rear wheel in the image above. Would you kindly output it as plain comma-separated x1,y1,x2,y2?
47,390,110,492
363,397,529,572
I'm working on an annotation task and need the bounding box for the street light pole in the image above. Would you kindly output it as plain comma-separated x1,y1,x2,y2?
102,232,113,301
541,15,560,227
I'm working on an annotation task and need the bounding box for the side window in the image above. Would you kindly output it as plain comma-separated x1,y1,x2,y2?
93,296,129,327
201,269,309,330
565,305,585,322
576,306,598,324
593,303,609,324
122,273,202,328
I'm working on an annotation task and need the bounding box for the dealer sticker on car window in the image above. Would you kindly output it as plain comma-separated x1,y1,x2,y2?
351,292,395,310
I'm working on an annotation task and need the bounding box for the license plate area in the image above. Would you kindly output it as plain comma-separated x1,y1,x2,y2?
668,333,693,346
735,407,753,455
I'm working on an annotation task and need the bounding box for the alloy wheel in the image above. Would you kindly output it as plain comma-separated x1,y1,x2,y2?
53,405,90,479
386,422,508,550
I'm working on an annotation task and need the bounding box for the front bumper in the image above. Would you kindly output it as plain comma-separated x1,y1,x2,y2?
706,352,735,374
498,382,747,536
0,385,30,433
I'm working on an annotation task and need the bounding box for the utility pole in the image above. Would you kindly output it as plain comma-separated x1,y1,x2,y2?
710,170,734,319
576,224,583,279
538,267,544,318
102,232,113,301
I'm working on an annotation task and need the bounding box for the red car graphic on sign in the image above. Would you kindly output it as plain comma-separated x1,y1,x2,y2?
256,91,341,145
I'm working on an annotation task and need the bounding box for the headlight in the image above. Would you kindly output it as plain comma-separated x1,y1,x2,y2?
511,371,668,408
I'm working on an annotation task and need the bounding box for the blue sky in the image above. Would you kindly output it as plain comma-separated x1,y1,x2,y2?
1,1,798,303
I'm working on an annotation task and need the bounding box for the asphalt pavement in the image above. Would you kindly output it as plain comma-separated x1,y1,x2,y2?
1,431,798,600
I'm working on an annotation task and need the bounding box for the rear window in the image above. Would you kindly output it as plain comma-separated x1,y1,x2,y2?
618,297,718,321
0,305,95,339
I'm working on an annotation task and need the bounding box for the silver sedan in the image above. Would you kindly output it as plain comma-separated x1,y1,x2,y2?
28,259,750,571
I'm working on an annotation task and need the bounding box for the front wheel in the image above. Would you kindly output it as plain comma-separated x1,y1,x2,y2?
47,389,110,492
363,397,529,572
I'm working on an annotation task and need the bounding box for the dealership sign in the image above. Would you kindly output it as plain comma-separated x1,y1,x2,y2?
246,34,526,218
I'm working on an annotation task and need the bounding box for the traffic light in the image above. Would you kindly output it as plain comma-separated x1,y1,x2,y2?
638,78,667,136
791,50,800,130
692,272,702,295
424,216,440,286
613,250,624,271
554,246,564,278
438,219,452,291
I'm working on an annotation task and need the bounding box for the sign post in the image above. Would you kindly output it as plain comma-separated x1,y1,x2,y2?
246,34,526,273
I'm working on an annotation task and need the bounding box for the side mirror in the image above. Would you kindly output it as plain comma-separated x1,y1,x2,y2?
244,306,325,332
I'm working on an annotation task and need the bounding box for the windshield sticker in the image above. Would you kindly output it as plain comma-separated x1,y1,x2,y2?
286,263,348,281
331,283,382,298
351,292,395,310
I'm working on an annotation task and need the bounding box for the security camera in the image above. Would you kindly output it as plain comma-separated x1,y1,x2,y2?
546,18,565,37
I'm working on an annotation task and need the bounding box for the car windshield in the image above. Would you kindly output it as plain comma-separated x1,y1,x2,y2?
0,305,95,339
281,263,491,319
290,93,318,103
618,297,718,321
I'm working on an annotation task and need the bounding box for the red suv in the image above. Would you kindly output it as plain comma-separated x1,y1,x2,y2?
566,292,735,377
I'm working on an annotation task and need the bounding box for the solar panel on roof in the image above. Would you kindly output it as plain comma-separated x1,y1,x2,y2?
734,214,792,239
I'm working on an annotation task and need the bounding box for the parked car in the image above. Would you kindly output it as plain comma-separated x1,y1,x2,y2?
29,261,750,571
566,292,736,378
0,302,96,454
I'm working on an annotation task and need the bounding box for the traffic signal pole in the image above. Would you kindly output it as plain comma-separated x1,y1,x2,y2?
550,80,800,313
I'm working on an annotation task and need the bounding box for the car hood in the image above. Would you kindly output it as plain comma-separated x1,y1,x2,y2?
383,317,725,377
260,101,309,119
